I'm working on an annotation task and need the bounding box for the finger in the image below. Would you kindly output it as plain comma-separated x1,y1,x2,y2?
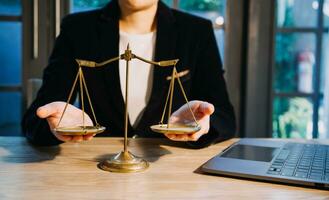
175,134,189,141
164,133,175,140
70,135,83,142
83,134,95,141
165,133,177,141
199,102,215,116
54,133,73,142
166,130,206,142
187,132,204,141
165,133,189,141
37,104,59,119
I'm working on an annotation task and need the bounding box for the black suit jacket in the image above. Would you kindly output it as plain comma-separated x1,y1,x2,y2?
22,0,236,148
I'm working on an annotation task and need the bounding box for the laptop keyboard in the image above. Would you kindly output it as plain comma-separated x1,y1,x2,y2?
267,143,329,182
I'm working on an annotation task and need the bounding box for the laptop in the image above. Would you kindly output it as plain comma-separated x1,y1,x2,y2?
201,138,329,189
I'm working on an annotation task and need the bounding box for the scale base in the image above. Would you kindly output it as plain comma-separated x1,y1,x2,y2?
150,124,201,134
98,151,149,173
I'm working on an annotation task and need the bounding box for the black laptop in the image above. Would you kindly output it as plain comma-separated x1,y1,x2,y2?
201,138,329,189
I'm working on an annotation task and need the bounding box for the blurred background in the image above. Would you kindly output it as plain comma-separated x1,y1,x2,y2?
0,0,328,139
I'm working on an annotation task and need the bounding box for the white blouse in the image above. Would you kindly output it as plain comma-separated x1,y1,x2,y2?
119,31,156,128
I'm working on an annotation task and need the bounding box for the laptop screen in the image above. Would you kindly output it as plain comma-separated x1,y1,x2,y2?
221,144,279,162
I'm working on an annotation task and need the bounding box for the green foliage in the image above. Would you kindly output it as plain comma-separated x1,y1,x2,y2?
274,33,297,93
72,0,224,10
277,98,312,138
73,0,110,8
179,0,224,11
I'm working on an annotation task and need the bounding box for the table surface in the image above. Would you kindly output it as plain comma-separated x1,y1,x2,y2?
0,137,328,200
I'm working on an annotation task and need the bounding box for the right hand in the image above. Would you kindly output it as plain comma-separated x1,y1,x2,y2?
36,101,94,142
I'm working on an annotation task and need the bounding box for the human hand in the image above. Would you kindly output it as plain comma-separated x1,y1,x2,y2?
164,100,214,142
37,101,95,142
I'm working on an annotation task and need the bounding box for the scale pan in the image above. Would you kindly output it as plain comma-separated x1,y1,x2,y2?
54,126,106,136
150,124,201,134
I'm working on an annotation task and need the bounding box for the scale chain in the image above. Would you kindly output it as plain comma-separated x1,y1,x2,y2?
167,66,176,128
175,67,199,126
80,69,100,126
56,66,81,128
160,75,173,124
79,67,85,128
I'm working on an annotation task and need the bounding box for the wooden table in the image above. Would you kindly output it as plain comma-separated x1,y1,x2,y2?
0,137,328,199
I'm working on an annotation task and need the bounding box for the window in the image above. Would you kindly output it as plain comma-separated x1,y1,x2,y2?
70,0,109,13
0,0,22,136
272,0,329,139
70,0,226,60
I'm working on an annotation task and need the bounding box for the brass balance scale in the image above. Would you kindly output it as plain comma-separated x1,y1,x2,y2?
53,44,201,173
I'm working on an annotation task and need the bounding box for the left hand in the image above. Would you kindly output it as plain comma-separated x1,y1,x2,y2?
164,100,215,142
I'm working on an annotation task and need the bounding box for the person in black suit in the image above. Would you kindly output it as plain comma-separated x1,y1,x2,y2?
22,0,236,148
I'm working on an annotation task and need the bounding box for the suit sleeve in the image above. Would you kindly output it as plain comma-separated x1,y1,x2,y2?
187,21,236,149
21,17,78,146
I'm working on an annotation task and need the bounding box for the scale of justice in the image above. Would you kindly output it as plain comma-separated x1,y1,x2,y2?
53,44,201,173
